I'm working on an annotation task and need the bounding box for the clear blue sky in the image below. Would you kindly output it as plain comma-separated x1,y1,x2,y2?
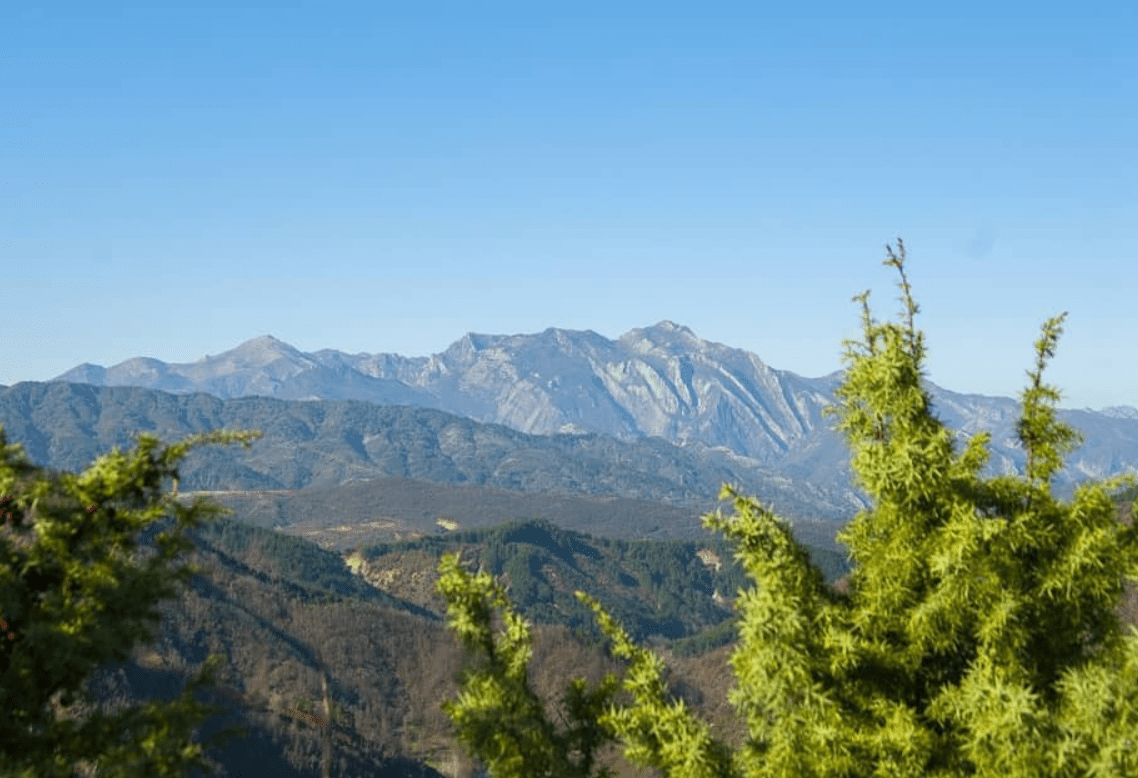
4,2,1136,410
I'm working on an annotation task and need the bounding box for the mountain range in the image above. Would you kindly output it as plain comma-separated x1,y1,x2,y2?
0,381,862,548
46,321,1138,506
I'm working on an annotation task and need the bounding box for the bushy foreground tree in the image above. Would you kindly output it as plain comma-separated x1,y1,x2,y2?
0,426,262,777
435,240,1138,777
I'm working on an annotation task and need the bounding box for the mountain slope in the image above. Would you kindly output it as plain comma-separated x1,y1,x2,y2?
0,381,867,529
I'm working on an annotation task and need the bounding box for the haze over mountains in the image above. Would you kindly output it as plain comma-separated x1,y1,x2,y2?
46,321,1138,507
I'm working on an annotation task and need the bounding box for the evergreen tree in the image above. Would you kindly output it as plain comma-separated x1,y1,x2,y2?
434,239,1138,777
0,426,263,777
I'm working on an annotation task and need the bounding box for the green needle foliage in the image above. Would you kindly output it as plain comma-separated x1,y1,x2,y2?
435,240,1138,778
0,426,263,778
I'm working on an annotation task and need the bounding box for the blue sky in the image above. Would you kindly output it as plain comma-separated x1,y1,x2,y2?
4,2,1136,410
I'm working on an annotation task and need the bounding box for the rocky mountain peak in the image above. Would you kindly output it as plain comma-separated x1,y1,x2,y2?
219,335,309,367
651,320,695,335
620,320,697,338
444,333,495,359
617,321,709,361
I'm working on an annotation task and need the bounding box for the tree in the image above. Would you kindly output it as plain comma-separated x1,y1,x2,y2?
0,425,263,777
434,239,1138,777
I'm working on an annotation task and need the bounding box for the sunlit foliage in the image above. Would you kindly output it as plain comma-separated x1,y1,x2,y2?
0,427,262,777
436,240,1138,777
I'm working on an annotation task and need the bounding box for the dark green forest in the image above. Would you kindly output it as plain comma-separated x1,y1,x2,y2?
180,501,851,661
355,515,850,658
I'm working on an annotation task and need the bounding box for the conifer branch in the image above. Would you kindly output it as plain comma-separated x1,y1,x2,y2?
1016,312,1082,513
884,238,924,365
435,242,1138,777
852,290,876,357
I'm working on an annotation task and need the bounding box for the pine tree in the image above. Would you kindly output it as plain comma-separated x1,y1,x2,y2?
434,239,1138,777
0,426,263,777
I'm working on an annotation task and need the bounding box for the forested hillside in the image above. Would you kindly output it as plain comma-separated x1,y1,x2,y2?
0,380,864,522
58,486,847,777
350,516,848,658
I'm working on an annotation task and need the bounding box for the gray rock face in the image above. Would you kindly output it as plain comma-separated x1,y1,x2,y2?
49,323,1138,503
